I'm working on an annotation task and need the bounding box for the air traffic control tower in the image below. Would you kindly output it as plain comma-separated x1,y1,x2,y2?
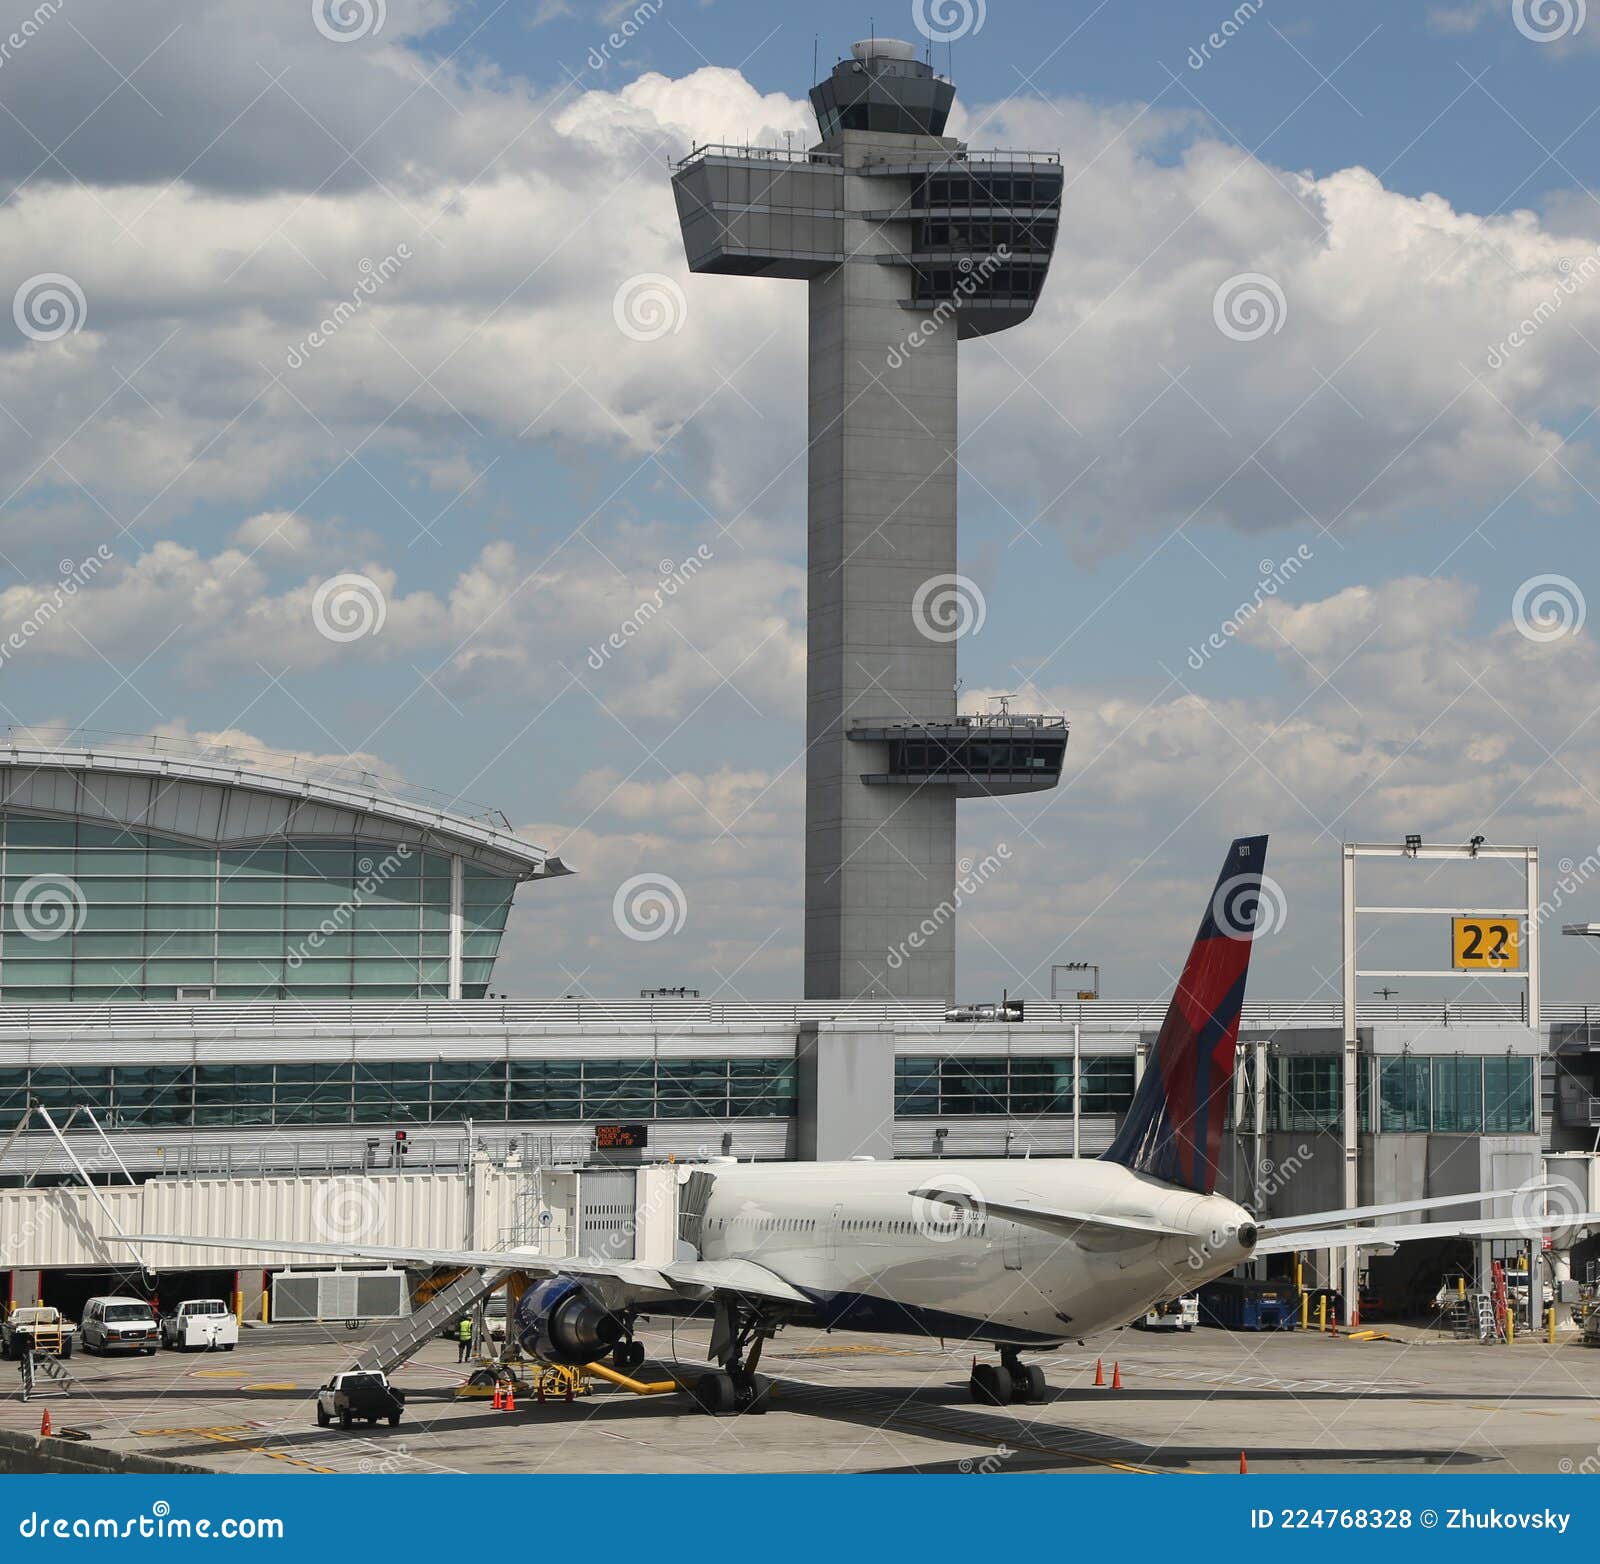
672,38,1067,1002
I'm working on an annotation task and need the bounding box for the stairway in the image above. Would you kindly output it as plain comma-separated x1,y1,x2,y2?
358,1269,509,1375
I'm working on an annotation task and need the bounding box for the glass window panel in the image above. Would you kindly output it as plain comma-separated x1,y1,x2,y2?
144,960,217,984
1431,1057,1484,1133
146,847,215,875
220,874,286,903
1080,1058,1135,1113
895,1057,939,1115
146,874,215,903
219,846,286,876
1378,1055,1430,1133
145,904,214,930
284,845,353,878
78,904,145,931
145,932,213,957
6,817,76,846
219,905,285,930
286,878,350,904
217,959,286,984
7,848,78,875
1484,1057,1535,1133
351,907,418,932
74,932,145,958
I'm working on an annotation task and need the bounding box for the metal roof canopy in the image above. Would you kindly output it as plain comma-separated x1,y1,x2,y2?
0,741,568,883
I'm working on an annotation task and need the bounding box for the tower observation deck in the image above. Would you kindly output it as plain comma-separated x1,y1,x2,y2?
672,38,1066,1002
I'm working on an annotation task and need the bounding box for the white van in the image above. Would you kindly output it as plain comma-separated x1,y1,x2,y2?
80,1296,159,1355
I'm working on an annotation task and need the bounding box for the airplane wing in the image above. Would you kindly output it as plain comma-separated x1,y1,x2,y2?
1254,1211,1600,1256
125,1233,810,1310
909,1188,1190,1244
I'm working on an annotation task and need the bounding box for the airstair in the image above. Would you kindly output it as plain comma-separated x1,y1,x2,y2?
357,1268,509,1375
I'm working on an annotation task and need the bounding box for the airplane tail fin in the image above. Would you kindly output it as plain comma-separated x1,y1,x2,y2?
1102,835,1269,1196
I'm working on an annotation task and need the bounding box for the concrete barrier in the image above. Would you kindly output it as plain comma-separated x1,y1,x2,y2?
0,1427,210,1475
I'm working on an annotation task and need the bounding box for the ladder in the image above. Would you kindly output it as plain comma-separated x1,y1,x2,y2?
1445,1294,1475,1339
17,1349,77,1404
1475,1293,1503,1343
357,1269,509,1376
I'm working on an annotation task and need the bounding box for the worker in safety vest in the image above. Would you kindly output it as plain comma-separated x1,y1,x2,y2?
456,1315,474,1363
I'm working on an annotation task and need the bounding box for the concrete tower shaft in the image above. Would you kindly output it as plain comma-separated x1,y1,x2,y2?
671,39,1067,1001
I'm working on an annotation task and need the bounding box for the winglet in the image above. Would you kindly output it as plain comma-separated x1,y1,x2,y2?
1102,835,1269,1195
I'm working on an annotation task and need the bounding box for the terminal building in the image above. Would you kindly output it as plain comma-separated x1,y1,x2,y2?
0,732,1591,1322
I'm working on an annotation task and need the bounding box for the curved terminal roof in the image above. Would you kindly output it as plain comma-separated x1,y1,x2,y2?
0,732,570,883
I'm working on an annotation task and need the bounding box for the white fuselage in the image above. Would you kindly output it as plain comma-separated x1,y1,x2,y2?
689,1157,1255,1343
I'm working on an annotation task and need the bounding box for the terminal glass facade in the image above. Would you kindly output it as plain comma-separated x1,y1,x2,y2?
894,1055,1135,1118
0,813,515,1001
0,1057,797,1129
1266,1053,1536,1135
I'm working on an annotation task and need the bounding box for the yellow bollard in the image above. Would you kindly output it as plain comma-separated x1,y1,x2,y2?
1548,1307,1557,1345
1300,1290,1310,1331
1457,1276,1466,1298
1318,1295,1327,1334
1507,1312,1515,1345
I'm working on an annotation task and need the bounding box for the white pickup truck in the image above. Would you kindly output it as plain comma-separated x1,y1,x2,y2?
159,1298,239,1352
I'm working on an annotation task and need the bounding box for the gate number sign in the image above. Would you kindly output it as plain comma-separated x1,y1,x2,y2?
1452,916,1520,970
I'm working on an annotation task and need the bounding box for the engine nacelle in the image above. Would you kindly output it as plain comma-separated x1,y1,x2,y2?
515,1277,625,1365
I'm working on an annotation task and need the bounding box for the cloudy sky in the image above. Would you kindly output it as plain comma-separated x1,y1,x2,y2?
3,0,1600,1005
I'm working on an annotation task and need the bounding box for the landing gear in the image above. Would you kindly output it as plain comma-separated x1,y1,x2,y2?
693,1301,776,1415
613,1339,647,1372
969,1349,1047,1406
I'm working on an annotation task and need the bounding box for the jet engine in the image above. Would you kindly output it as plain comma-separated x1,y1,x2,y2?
515,1276,625,1365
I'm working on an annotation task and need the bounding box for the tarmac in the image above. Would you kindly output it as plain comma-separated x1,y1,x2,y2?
3,1318,1597,1475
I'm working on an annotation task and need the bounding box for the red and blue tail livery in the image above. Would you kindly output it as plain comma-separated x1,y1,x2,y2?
1103,835,1269,1196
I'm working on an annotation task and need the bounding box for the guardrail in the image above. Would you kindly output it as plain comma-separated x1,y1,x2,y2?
0,996,1580,1032
677,142,843,168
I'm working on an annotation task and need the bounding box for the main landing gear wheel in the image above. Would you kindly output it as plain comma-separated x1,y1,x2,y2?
692,1372,737,1415
614,1340,646,1372
731,1370,771,1414
1012,1364,1047,1403
969,1363,1013,1406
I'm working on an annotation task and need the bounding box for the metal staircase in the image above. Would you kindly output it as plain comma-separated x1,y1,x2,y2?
357,1269,509,1375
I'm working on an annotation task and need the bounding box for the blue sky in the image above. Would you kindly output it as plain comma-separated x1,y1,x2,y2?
3,0,1600,1004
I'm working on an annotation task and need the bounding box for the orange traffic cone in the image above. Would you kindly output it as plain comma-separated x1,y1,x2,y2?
1111,1361,1123,1391
491,1383,503,1410
39,1410,51,1438
504,1384,516,1412
1093,1358,1105,1387
1239,1452,1248,1474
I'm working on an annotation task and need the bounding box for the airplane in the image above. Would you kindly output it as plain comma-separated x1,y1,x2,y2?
131,834,1600,1415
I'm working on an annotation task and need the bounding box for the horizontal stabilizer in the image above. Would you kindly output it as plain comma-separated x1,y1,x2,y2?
910,1188,1189,1244
1257,1186,1557,1237
1255,1210,1600,1256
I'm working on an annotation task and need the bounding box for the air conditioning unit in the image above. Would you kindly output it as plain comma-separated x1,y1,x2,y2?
175,985,216,1002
